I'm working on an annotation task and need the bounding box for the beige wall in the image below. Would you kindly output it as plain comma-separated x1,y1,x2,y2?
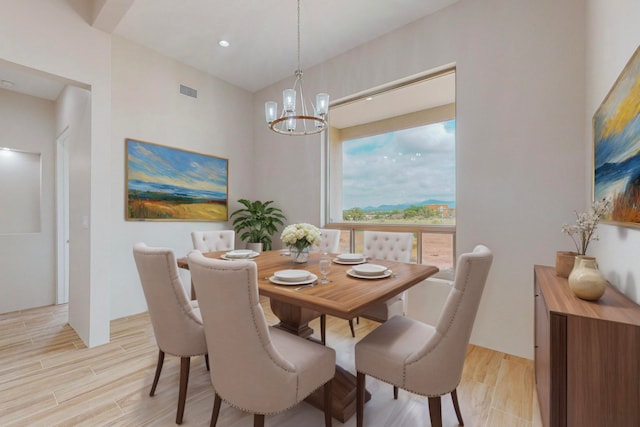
109,37,255,319
0,89,56,313
254,0,587,359
56,85,93,343
586,1,640,302
2,0,636,359
0,0,112,347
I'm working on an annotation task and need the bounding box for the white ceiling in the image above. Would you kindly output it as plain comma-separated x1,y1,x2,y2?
112,0,459,93
330,72,456,129
0,0,458,122
0,59,67,101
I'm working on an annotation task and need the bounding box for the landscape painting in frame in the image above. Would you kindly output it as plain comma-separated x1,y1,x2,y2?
126,139,228,221
594,45,640,226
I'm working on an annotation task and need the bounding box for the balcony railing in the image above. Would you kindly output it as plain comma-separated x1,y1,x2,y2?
324,223,456,270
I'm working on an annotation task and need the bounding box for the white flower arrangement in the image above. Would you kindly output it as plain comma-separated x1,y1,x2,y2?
561,197,612,255
280,223,321,252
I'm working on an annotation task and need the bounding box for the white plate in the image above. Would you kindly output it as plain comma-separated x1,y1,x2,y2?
221,251,259,260
273,269,311,282
352,263,388,276
333,258,367,265
347,269,392,279
337,253,365,261
224,250,256,258
269,273,318,286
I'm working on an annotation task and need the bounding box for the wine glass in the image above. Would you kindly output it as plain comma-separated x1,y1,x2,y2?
319,253,331,284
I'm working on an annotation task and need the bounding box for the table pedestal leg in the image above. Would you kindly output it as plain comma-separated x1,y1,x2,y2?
305,365,371,423
268,299,371,422
269,299,319,338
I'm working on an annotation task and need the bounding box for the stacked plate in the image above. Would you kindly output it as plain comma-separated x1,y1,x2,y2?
221,249,260,260
347,263,392,279
333,253,366,265
269,269,317,286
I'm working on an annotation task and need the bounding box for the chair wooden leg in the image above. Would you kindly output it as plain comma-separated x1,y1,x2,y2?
149,350,165,396
451,388,464,425
205,353,210,371
320,314,327,345
393,386,398,400
253,414,265,427
324,379,332,427
349,319,356,337
356,372,366,427
210,393,222,427
428,396,442,427
176,356,191,424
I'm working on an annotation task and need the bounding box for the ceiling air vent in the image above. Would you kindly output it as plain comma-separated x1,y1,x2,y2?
179,84,197,98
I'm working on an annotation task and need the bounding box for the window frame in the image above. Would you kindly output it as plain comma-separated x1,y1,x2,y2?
322,68,457,267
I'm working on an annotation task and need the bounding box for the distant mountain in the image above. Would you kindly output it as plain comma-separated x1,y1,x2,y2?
359,199,456,212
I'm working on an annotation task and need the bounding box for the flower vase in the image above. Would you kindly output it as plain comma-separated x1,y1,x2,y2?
555,251,578,278
567,255,607,301
290,246,310,263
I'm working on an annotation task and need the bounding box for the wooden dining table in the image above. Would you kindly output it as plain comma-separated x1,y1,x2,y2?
177,249,438,422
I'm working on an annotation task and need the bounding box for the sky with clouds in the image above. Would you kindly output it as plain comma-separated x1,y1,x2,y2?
127,140,227,194
342,120,455,209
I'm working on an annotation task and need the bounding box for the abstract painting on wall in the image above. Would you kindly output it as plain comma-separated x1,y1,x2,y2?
594,45,640,226
126,139,228,221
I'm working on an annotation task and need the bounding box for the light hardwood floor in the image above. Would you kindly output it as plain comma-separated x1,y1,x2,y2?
1,299,542,426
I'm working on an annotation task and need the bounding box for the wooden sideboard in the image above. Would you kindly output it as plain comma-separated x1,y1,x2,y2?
534,265,640,427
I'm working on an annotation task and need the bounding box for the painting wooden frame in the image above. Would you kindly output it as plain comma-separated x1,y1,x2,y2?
126,138,228,221
593,45,640,227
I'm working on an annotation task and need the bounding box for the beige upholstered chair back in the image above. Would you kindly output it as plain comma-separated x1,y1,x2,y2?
191,230,235,252
363,231,412,262
317,228,341,253
404,245,493,394
132,243,206,357
187,252,300,414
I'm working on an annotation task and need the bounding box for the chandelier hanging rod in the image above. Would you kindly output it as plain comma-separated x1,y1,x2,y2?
264,0,329,136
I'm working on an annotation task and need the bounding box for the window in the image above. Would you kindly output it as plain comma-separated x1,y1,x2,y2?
325,69,456,268
341,120,455,225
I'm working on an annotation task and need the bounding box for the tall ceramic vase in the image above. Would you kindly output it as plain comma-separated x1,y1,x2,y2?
567,255,606,301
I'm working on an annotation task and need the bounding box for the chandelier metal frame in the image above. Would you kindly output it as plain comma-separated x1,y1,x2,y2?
265,0,329,136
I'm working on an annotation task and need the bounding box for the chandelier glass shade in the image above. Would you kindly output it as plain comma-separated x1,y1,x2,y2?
265,0,329,136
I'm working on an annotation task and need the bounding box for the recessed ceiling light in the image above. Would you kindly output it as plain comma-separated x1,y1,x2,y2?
365,96,373,101
0,80,15,88
218,40,230,48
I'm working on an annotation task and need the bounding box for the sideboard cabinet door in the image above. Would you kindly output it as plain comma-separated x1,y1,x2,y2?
534,265,640,427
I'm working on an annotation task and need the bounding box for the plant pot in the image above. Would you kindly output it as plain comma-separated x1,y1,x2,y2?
246,242,263,253
555,251,578,278
568,255,607,301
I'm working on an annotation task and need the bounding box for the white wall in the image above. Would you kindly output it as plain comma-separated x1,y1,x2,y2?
109,37,254,319
0,0,111,347
254,0,587,359
586,1,640,303
0,90,56,313
56,85,93,343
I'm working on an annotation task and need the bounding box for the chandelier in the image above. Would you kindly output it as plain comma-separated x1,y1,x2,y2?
264,0,329,136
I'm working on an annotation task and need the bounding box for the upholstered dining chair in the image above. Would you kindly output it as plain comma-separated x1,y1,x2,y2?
350,231,413,336
317,228,341,253
191,230,235,252
355,245,493,427
188,251,336,427
132,243,208,425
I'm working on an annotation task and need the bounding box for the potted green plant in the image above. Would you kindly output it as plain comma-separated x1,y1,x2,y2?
230,199,286,251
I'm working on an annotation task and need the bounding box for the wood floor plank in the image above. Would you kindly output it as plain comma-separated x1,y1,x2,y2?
487,408,532,427
0,302,538,427
0,391,58,425
492,357,535,420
